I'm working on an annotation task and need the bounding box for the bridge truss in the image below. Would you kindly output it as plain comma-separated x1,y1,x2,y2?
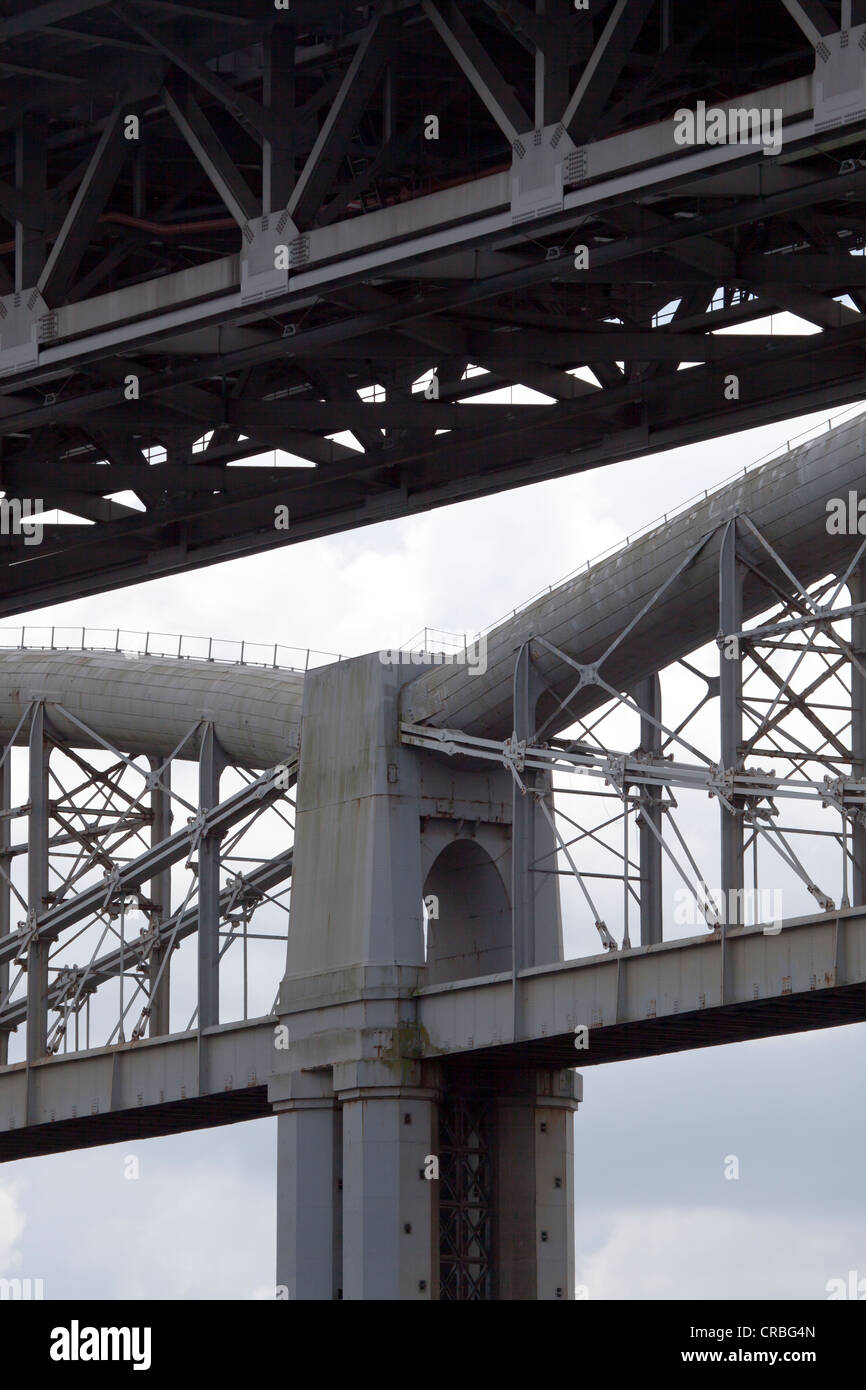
2,0,866,612
0,696,296,1076
406,521,866,952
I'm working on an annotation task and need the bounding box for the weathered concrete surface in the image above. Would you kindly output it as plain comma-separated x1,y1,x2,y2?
282,652,561,984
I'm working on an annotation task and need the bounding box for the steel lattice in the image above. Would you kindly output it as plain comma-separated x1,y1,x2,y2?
438,1092,494,1301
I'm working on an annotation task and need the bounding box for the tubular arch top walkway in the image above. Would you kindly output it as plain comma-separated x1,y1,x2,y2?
0,647,304,767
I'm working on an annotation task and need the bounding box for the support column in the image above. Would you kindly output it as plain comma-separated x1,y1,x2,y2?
634,673,663,944
26,704,49,1061
264,24,296,211
719,521,744,929
539,0,574,129
340,1082,438,1301
275,652,571,1300
15,116,46,291
493,1068,581,1300
511,644,562,1036
148,757,171,1036
274,1073,341,1301
198,724,225,1031
0,754,10,1065
512,643,538,985
850,561,866,904
132,131,146,219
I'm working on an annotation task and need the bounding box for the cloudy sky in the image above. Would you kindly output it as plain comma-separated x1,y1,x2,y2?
0,347,864,1299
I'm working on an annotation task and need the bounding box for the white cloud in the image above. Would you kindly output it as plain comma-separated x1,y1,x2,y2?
0,1182,25,1273
4,1128,276,1299
578,1207,866,1300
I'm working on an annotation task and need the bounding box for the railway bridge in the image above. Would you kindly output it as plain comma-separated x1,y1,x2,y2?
0,416,865,1296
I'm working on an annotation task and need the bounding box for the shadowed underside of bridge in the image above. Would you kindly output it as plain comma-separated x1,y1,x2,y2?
2,1,866,610
0,1082,272,1162
471,985,866,1067
0,413,865,1293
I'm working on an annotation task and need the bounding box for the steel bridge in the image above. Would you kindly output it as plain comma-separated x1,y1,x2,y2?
1,0,866,610
2,0,866,1301
0,415,865,1297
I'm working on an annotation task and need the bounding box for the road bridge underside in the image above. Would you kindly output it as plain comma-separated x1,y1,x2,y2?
2,2,866,610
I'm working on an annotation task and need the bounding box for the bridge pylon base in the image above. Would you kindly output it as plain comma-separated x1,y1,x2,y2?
272,1064,580,1300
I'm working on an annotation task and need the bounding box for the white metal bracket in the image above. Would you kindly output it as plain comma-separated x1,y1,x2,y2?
240,212,300,305
510,123,576,225
0,289,50,378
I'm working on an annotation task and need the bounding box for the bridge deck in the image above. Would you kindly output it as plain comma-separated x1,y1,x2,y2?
1,907,862,1162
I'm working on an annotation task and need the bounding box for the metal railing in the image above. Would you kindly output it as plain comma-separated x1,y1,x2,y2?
482,399,866,634
4,405,865,674
0,626,344,674
398,625,475,653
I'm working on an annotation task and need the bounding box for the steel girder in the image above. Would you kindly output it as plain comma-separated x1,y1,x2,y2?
1,2,866,609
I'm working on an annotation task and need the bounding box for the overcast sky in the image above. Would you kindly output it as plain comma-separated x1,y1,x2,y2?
0,361,864,1300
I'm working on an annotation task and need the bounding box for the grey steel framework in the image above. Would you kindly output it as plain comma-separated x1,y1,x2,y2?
438,1088,494,1300
3,1,866,612
0,415,865,1296
0,651,302,1073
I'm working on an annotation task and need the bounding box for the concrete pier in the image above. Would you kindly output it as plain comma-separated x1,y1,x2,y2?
270,652,579,1299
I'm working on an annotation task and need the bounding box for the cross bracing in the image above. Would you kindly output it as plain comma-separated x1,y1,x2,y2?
2,1,866,612
0,679,298,1069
